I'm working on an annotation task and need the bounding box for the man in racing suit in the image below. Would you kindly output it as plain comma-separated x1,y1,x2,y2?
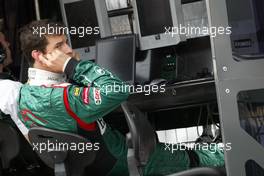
18,20,224,176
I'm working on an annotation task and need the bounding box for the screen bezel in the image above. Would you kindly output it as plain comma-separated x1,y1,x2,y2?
59,0,112,60
133,0,186,50
95,34,136,85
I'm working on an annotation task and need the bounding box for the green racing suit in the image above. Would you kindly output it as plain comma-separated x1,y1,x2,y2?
18,59,225,175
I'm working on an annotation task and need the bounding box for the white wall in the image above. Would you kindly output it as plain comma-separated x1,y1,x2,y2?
105,0,128,11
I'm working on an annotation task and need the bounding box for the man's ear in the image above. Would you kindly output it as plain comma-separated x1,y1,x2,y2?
31,50,41,62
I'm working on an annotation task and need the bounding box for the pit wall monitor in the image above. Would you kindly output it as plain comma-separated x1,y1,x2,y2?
96,34,136,85
60,0,112,60
133,0,186,50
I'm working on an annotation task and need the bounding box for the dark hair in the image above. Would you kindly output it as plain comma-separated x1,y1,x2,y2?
19,19,65,66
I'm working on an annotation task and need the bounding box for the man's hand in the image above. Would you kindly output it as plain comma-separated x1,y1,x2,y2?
39,49,71,73
72,50,80,61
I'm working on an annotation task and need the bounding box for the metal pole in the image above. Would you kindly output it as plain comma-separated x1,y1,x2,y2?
34,0,41,20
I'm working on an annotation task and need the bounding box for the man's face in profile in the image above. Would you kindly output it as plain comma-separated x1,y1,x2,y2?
45,35,74,58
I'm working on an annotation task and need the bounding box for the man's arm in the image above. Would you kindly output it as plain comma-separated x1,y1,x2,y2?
38,48,130,126
40,49,129,124
62,59,130,123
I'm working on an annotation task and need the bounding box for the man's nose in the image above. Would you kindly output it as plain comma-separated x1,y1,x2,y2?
64,44,73,55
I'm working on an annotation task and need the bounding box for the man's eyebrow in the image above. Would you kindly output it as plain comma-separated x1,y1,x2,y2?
55,41,64,47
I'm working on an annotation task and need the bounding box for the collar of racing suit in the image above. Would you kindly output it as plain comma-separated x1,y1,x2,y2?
28,68,67,86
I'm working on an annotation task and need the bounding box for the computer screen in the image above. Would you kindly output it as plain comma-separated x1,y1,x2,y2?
96,35,135,83
60,0,111,60
133,0,185,50
137,0,173,37
64,0,99,49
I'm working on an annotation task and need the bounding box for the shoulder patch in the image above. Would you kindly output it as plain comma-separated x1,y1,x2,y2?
82,87,90,104
74,87,81,96
93,88,102,105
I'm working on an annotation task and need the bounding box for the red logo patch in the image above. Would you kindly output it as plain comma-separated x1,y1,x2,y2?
94,88,102,105
82,87,90,104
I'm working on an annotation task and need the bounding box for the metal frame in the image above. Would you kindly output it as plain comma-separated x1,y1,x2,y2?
206,0,264,175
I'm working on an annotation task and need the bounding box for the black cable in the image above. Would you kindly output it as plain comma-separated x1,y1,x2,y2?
209,104,220,128
196,106,203,136
206,104,210,127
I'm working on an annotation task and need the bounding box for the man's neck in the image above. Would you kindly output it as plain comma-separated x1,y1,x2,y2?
28,67,66,86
